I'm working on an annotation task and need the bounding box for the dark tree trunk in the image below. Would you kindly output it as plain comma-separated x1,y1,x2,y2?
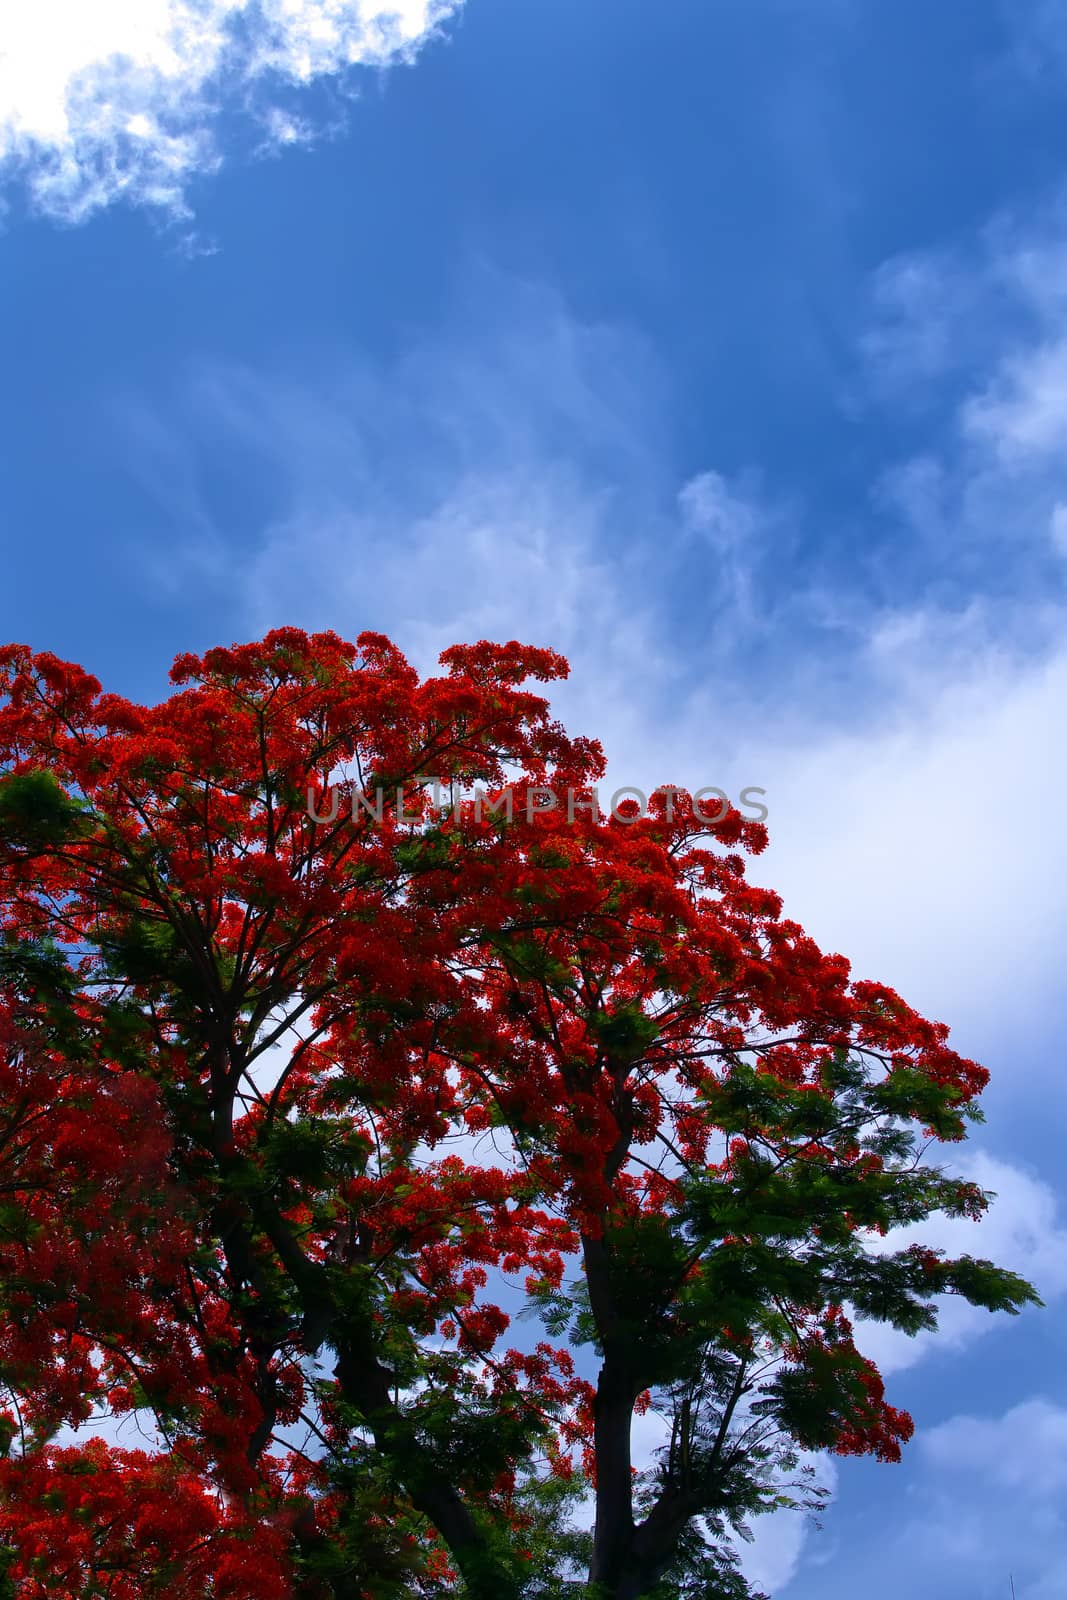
588,1357,638,1590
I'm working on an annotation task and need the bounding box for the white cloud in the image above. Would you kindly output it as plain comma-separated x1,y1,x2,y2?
889,1395,1067,1598
676,469,774,621
864,198,1067,567
678,469,762,546
740,1467,837,1599
779,1393,1067,1597
859,252,979,397
923,1397,1067,1492
246,466,628,675
839,218,1067,1043
0,0,462,221
855,1152,1067,1376
964,335,1067,461
857,199,1067,404
128,272,1067,1045
738,624,1067,1039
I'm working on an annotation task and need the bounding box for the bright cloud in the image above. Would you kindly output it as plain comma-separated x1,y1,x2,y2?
894,1395,1067,1597
964,335,1067,460
0,0,462,221
854,1152,1067,1376
119,266,1067,1046
923,1397,1067,1492
864,193,1067,506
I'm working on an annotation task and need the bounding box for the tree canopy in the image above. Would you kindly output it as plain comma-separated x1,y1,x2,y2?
0,628,1038,1599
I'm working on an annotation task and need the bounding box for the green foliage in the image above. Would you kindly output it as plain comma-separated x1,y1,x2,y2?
261,1115,352,1190
0,933,78,1007
394,830,454,875
289,1459,444,1599
0,769,91,849
588,1005,661,1064
0,1545,15,1600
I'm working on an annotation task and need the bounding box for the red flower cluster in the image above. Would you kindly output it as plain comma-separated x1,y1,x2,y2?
0,630,1027,1598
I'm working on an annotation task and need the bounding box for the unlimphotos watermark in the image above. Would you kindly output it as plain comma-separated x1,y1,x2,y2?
305,780,768,827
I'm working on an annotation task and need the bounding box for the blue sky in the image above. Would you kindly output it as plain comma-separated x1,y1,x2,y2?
2,2,1067,1594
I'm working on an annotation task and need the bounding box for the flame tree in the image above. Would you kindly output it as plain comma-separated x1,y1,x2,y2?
0,629,1037,1599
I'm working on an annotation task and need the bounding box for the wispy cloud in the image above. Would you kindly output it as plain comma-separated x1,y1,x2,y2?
676,468,780,622
860,251,993,400
0,0,462,223
787,1390,1067,1596
896,1394,1067,1597
862,193,1067,575
114,264,1067,1042
965,333,1067,461
856,1153,1067,1377
923,1396,1067,1493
